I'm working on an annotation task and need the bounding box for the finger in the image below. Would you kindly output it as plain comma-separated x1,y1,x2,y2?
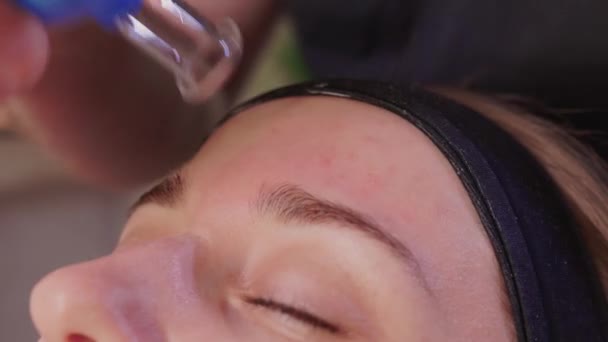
16,23,210,189
0,2,48,96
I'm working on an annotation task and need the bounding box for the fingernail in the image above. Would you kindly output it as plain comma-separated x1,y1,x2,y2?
0,3,48,93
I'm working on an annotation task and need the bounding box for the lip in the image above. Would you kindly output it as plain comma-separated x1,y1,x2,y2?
38,336,94,342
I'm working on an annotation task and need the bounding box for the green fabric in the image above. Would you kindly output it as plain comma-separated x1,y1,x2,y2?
238,20,310,101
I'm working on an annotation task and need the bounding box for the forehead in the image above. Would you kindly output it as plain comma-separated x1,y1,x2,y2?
122,96,511,340
169,96,506,333
181,96,482,243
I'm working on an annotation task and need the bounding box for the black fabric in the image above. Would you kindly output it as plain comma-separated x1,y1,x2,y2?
228,80,608,341
287,0,608,109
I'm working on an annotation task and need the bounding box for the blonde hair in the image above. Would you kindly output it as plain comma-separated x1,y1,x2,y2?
436,89,608,295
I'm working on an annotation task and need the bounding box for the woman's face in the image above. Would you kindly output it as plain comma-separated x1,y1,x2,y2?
30,96,513,341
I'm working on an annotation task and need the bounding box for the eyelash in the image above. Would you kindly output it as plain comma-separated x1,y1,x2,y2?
244,296,341,334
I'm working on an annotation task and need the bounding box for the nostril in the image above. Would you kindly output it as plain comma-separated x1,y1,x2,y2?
68,334,95,342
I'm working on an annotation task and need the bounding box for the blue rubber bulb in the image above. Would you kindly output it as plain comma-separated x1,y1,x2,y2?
16,0,142,27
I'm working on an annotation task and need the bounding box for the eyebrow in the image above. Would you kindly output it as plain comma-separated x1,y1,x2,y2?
130,173,184,213
254,184,427,286
130,180,427,288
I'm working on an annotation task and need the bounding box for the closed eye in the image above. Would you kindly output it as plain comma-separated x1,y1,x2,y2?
244,296,342,334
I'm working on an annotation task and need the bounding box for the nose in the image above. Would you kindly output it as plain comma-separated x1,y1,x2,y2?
30,264,152,342
30,237,200,342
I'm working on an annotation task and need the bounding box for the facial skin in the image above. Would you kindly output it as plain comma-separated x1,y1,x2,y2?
30,96,513,341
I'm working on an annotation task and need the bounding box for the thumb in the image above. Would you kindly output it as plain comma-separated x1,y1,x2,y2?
0,2,48,97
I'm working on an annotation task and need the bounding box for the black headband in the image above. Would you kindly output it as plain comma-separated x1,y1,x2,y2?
227,80,607,341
